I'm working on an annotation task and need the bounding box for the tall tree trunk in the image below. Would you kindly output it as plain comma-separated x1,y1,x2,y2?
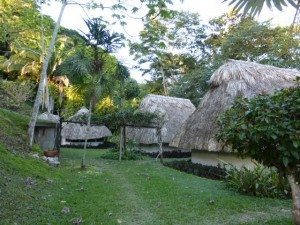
28,1,67,147
119,79,125,161
288,175,300,225
160,67,168,96
292,0,300,27
82,100,92,169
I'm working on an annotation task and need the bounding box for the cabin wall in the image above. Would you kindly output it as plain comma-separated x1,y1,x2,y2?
34,127,56,150
191,150,256,169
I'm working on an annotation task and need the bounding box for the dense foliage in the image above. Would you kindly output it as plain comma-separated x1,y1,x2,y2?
225,164,290,199
92,107,159,131
217,87,300,181
99,142,144,160
169,12,300,105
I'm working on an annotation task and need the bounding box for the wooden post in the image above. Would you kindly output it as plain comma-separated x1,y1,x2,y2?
119,126,124,161
156,127,163,163
123,126,126,154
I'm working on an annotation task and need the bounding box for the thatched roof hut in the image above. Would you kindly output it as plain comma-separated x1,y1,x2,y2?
61,122,112,140
37,112,60,125
126,94,195,144
171,60,299,152
68,107,89,122
35,113,60,150
62,107,112,144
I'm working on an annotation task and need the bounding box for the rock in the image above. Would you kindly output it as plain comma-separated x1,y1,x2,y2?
61,207,70,214
31,153,39,159
71,217,83,225
209,199,215,205
43,156,60,167
24,177,36,188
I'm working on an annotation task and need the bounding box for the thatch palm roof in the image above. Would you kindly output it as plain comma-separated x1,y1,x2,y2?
170,59,299,152
61,122,112,140
68,107,89,122
62,107,112,140
37,112,60,124
126,94,196,144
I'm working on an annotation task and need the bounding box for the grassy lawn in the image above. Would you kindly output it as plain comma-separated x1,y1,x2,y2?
0,146,292,225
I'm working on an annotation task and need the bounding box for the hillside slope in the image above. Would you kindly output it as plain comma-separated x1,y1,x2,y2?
0,108,30,152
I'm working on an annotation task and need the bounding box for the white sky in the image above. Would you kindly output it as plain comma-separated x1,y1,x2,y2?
42,0,295,82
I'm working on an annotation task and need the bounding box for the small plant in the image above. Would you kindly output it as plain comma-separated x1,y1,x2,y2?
31,144,42,154
100,143,144,161
225,164,291,199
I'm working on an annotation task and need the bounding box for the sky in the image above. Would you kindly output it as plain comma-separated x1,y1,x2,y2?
42,0,296,82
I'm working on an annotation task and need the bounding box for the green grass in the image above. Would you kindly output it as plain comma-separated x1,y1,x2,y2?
0,108,30,152
0,108,293,225
0,147,293,225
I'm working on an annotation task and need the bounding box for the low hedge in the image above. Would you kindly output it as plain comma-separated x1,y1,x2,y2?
164,160,226,180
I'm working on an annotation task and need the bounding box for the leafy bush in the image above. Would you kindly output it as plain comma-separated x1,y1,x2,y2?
92,107,159,131
0,79,34,114
164,160,226,180
0,80,34,104
100,141,144,160
217,87,300,181
225,164,291,199
31,144,42,154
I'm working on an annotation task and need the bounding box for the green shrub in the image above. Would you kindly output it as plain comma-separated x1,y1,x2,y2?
217,87,300,181
92,107,159,131
31,144,42,154
225,164,290,199
100,142,144,161
0,79,34,114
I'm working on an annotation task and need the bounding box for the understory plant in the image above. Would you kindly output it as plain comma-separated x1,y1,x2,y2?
100,140,144,160
225,164,290,199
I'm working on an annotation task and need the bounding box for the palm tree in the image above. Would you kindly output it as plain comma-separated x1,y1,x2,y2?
224,0,299,25
58,18,124,168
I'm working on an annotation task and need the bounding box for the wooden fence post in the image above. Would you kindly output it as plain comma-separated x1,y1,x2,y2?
156,127,163,163
119,126,124,161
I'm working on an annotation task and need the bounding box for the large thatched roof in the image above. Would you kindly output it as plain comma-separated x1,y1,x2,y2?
61,122,112,140
170,59,299,152
126,94,196,144
37,112,60,124
68,107,89,122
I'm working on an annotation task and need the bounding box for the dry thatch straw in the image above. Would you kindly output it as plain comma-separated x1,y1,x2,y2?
62,107,112,140
126,94,195,144
61,122,112,140
37,112,60,123
68,107,89,122
170,59,300,152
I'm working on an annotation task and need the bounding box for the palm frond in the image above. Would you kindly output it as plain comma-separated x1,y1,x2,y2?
56,52,92,80
224,0,298,16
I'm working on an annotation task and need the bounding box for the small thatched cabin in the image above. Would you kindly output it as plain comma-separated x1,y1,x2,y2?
34,112,60,150
170,60,299,168
126,94,195,154
61,107,112,147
